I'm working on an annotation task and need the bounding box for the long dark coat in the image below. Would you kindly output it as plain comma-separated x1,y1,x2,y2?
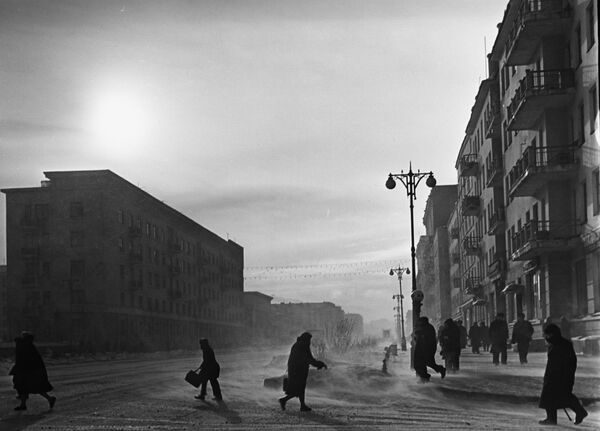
285,336,324,396
439,320,460,357
414,320,437,358
511,319,534,344
9,336,53,395
199,345,220,380
489,318,509,352
539,336,577,409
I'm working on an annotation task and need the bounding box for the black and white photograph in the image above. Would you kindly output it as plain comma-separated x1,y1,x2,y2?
0,0,598,429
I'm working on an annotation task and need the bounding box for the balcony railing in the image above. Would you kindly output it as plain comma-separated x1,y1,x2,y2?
459,154,479,177
463,236,482,255
507,69,575,130
486,157,504,188
453,277,462,290
484,100,501,139
511,220,581,260
464,276,482,294
451,252,461,264
487,257,506,280
505,0,572,66
487,208,506,235
508,145,579,197
461,196,481,216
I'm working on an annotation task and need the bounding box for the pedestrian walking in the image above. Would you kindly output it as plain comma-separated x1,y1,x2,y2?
538,324,587,426
9,331,56,411
479,321,490,352
489,313,509,365
438,318,461,373
457,319,468,351
511,313,534,364
278,332,327,412
468,322,481,354
194,338,222,401
413,316,446,382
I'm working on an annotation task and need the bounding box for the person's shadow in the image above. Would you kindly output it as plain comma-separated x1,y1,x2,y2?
194,399,242,424
0,412,49,431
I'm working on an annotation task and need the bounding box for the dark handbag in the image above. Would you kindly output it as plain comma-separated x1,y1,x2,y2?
185,367,202,388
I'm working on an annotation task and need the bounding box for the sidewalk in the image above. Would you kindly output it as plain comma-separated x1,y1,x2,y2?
416,350,600,404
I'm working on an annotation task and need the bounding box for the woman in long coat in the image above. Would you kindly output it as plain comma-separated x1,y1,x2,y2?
538,324,587,425
278,332,326,411
438,319,461,373
10,332,56,411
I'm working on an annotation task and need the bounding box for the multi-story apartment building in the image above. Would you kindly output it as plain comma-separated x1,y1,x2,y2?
0,265,7,341
416,185,458,329
243,291,273,342
453,0,598,337
1,170,245,351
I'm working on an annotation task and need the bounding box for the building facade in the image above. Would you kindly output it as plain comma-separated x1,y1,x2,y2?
453,0,599,337
243,291,274,342
2,170,245,351
270,301,346,343
416,185,458,329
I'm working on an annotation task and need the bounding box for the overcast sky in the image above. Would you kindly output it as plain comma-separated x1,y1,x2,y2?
0,0,507,323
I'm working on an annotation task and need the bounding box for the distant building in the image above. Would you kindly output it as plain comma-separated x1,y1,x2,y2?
1,170,245,351
417,185,458,329
270,301,345,343
0,265,7,341
243,291,273,341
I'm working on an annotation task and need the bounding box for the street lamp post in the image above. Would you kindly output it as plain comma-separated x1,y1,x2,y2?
385,163,436,361
390,266,410,351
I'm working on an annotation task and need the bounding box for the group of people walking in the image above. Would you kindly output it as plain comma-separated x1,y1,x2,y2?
8,326,588,426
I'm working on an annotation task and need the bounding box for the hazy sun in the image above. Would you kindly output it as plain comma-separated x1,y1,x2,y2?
87,87,150,155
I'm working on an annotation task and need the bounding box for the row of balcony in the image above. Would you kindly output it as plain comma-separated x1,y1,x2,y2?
511,220,581,261
507,69,575,131
505,0,572,66
508,145,579,197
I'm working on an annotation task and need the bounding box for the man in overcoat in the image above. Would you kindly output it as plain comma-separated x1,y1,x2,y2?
413,316,445,382
278,332,326,411
511,312,534,364
538,324,587,426
195,338,222,401
438,318,461,372
489,313,509,365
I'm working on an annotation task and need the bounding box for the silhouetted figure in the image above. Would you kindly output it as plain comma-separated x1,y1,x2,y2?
538,324,587,426
382,347,390,374
439,318,460,373
512,313,534,364
560,315,571,341
469,323,481,354
278,332,326,412
479,321,489,351
457,320,468,351
194,338,222,401
9,332,56,411
413,316,445,382
489,313,509,365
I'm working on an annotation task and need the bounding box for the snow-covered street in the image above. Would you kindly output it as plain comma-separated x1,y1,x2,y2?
1,346,598,430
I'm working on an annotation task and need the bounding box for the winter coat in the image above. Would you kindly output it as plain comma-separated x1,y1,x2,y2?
539,336,577,409
489,318,509,351
458,325,468,349
199,345,220,380
285,336,325,396
468,325,481,344
9,336,53,395
414,320,438,358
511,320,534,345
439,320,460,357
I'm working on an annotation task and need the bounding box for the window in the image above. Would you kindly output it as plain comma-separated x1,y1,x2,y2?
593,169,600,215
581,180,588,223
69,202,83,218
590,85,598,134
587,2,596,50
575,24,582,66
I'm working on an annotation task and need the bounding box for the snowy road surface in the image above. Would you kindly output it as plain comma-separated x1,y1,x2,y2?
0,347,598,430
